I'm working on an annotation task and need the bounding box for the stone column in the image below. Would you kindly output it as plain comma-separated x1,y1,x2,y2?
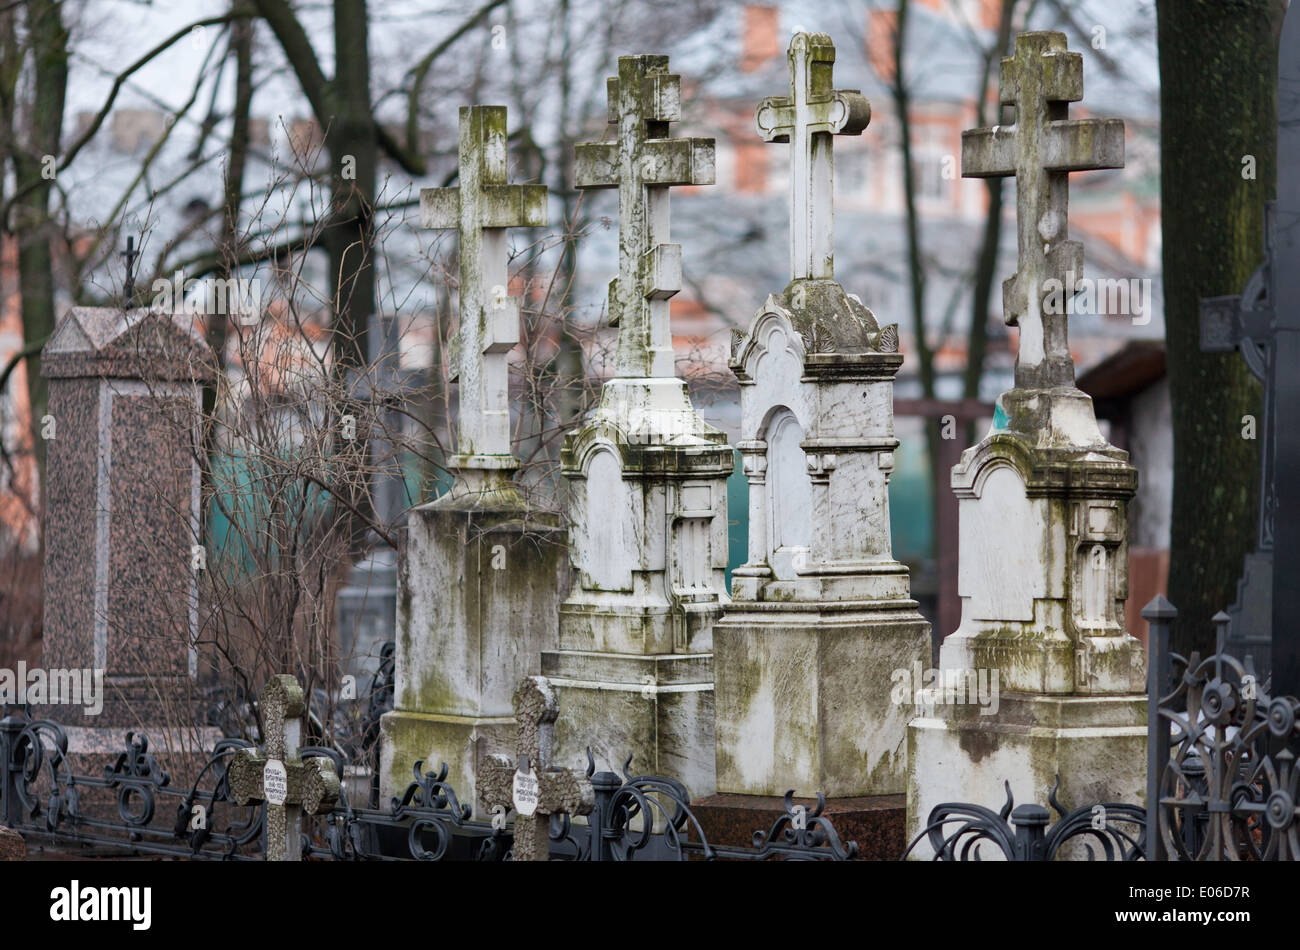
541,54,729,795
38,306,221,761
379,106,570,816
905,32,1146,856
696,33,930,857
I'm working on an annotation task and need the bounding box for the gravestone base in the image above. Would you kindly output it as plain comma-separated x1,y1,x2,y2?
378,711,513,817
904,690,1147,859
689,792,905,859
713,603,930,797
379,491,569,815
540,650,715,798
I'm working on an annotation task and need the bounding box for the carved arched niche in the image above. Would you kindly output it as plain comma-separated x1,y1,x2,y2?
762,407,812,579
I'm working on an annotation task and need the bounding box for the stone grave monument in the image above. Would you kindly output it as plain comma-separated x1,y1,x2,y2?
541,54,732,794
905,31,1147,853
37,305,223,767
380,105,570,816
480,676,594,861
230,674,341,860
693,31,929,857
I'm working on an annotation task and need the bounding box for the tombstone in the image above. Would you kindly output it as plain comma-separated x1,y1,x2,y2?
905,32,1147,854
36,306,224,766
379,105,571,817
1198,6,1300,693
480,676,594,861
541,54,732,796
695,32,930,855
229,674,341,860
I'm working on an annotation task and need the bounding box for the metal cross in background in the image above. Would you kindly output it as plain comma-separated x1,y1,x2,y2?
229,674,340,860
120,236,139,308
962,31,1124,391
755,31,869,282
574,54,715,379
480,676,594,861
421,105,547,476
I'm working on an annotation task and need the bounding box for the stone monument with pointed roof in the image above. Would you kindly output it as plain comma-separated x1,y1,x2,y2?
905,32,1147,855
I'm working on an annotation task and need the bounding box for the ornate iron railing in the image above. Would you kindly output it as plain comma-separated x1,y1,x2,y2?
901,778,1145,861
1,718,858,861
1145,598,1300,860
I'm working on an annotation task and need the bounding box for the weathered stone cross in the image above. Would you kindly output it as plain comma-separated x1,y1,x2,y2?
229,674,340,861
422,105,547,480
756,31,870,282
480,676,594,861
574,55,715,378
962,31,1124,390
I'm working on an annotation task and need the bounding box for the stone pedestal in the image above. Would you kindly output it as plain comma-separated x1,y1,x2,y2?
379,481,569,816
543,378,731,794
904,390,1148,856
36,307,223,778
690,792,905,859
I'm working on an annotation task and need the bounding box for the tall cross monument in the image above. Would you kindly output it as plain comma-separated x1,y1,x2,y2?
542,55,733,799
906,32,1147,856
702,33,929,855
381,105,571,818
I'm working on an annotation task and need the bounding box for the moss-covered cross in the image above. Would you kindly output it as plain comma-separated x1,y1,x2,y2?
574,54,715,379
229,674,340,861
755,32,869,282
422,105,547,471
962,31,1124,391
480,676,594,861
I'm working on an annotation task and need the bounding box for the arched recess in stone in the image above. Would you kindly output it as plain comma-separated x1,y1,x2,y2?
761,406,812,580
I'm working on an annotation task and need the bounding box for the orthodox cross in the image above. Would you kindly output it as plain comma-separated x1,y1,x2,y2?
480,676,594,861
121,236,140,308
574,54,715,379
422,105,547,472
1201,8,1300,696
962,31,1124,390
229,674,341,861
755,31,869,282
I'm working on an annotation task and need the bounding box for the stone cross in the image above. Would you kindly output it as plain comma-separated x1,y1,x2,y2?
755,32,869,282
962,31,1124,390
422,105,547,475
574,55,715,378
1201,8,1300,697
229,674,340,861
480,676,594,861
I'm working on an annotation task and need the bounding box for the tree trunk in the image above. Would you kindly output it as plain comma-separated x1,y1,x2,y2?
1157,0,1286,655
11,0,68,483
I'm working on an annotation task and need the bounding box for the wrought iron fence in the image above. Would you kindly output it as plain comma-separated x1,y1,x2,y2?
0,662,857,862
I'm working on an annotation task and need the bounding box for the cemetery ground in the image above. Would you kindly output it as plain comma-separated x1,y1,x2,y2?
0,0,1293,936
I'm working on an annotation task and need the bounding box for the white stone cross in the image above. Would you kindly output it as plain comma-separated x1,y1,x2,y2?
962,31,1124,390
756,32,870,282
574,55,715,379
422,105,547,477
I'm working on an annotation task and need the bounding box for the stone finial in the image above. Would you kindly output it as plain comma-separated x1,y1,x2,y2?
479,676,594,861
574,55,715,379
229,674,341,861
756,31,869,282
962,31,1124,390
422,105,547,481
